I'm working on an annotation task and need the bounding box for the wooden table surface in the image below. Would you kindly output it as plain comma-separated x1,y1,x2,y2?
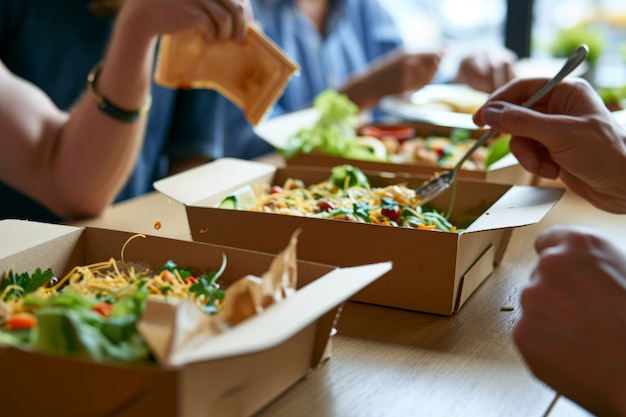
75,175,625,417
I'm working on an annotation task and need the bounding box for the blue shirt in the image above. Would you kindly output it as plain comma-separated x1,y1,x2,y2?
0,0,222,222
209,0,405,160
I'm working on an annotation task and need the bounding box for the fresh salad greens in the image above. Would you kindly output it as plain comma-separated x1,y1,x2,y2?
219,164,461,233
0,258,226,364
329,164,369,188
485,135,512,168
163,254,226,315
281,89,377,160
280,89,511,169
0,268,55,301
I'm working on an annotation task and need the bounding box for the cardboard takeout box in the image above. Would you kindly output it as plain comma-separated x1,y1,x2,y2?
253,107,534,184
0,219,390,417
154,158,563,315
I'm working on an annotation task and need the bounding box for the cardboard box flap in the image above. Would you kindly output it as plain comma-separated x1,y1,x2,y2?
465,186,564,233
0,219,82,258
154,158,277,206
156,262,392,367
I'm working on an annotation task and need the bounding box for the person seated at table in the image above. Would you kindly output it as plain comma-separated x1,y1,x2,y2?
209,0,518,160
256,0,517,110
0,0,252,221
473,77,626,417
0,0,252,222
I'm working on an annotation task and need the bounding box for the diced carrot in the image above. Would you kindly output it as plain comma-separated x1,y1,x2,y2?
369,215,390,226
184,277,199,285
417,224,437,230
92,302,113,317
7,312,38,330
161,270,176,282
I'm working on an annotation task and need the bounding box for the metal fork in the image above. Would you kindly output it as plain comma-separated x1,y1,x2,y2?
414,43,589,205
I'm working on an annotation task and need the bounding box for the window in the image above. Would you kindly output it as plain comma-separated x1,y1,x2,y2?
383,0,509,81
383,0,626,87
532,0,626,87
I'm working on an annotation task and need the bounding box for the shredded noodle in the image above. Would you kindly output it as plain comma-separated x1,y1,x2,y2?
1,234,221,316
242,178,457,232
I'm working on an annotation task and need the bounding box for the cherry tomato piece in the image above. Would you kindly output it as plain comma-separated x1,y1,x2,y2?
317,200,335,212
270,185,284,194
184,277,199,285
381,205,401,222
92,303,113,317
359,124,416,142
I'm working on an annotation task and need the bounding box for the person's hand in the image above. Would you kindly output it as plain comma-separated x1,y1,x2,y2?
473,77,626,214
118,0,253,44
340,48,443,110
452,47,517,93
513,225,626,417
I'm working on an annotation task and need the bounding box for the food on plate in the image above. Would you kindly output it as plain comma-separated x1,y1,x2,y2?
155,26,299,125
400,85,489,114
359,125,502,170
281,89,363,159
218,165,459,232
0,233,299,363
359,124,416,141
281,89,510,169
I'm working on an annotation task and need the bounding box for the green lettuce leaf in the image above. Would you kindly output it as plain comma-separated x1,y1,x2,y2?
281,89,362,159
32,307,150,363
485,135,511,168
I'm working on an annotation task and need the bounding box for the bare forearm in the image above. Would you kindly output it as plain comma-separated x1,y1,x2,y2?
50,10,157,218
0,0,254,219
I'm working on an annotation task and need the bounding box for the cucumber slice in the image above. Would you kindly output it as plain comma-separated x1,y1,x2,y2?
218,195,238,209
218,186,256,210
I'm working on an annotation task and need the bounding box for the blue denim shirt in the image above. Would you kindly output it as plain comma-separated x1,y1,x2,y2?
210,0,404,160
0,0,223,221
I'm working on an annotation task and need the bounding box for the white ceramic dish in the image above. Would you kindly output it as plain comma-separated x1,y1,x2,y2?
379,84,486,130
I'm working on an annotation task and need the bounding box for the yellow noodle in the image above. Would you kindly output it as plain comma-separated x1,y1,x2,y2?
2,233,219,316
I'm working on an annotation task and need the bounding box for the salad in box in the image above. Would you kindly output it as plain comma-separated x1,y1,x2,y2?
154,158,563,315
0,219,390,417
253,89,532,184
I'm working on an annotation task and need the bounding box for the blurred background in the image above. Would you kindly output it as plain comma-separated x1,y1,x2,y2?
383,0,626,88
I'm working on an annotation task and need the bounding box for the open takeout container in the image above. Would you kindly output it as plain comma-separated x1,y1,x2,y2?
253,107,534,185
0,219,390,417
154,158,563,315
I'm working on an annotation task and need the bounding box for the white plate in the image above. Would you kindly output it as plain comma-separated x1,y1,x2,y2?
512,57,588,79
253,107,321,150
379,57,590,130
379,84,487,130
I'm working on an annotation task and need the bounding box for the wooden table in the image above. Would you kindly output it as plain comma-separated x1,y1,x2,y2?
76,179,625,417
